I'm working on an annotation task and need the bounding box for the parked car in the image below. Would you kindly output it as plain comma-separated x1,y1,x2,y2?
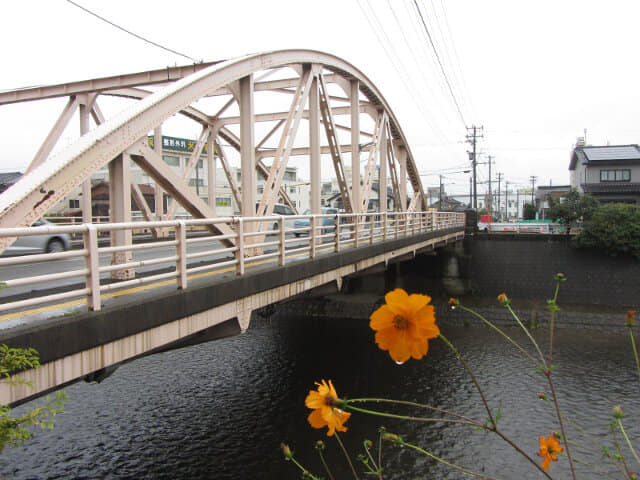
257,202,297,231
293,208,339,237
3,219,72,256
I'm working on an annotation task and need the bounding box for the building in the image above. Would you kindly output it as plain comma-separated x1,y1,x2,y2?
49,135,308,218
569,142,640,204
535,185,571,219
0,172,22,194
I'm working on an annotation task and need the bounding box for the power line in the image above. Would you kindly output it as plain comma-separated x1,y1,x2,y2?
412,0,468,128
65,0,198,62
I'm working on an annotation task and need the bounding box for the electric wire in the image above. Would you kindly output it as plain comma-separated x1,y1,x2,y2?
65,0,198,62
356,0,453,151
412,0,468,129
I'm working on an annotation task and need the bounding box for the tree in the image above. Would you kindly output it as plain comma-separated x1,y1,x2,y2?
0,345,66,453
547,188,599,230
523,203,537,220
573,203,640,260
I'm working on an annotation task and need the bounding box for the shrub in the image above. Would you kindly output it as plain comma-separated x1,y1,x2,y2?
573,203,640,259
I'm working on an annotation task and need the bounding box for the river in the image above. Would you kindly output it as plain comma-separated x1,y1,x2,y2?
1,303,638,479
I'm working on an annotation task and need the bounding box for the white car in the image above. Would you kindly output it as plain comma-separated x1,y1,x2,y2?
3,219,72,256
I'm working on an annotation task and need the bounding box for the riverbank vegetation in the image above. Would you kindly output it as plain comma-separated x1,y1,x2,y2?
282,275,640,479
548,189,640,260
0,346,66,454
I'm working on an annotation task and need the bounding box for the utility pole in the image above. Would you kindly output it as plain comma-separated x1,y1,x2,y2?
496,172,502,221
469,176,472,208
530,175,537,206
466,125,483,209
487,155,493,218
439,174,443,211
505,181,510,222
516,189,520,221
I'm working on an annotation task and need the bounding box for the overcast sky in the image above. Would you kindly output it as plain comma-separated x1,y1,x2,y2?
2,0,639,196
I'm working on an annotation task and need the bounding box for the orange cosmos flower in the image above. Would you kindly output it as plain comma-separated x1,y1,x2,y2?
369,288,439,363
538,435,563,470
305,380,351,436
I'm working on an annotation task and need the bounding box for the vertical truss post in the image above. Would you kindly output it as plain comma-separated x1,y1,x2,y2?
398,146,407,211
84,224,101,311
239,76,256,216
108,154,134,279
379,117,388,215
176,220,187,289
350,80,361,213
382,212,388,241
310,216,317,259
154,126,164,224
207,130,216,212
235,218,245,275
334,215,340,252
279,217,286,266
79,96,92,224
309,70,321,215
354,214,360,249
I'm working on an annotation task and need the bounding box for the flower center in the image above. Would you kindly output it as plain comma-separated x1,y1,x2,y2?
393,315,409,330
324,394,337,407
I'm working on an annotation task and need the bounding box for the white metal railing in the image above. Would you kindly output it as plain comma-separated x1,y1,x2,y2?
0,211,465,315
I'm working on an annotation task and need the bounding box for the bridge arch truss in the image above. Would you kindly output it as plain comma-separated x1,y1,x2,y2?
0,50,427,254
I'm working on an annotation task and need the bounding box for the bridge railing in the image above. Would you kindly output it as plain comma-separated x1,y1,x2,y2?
0,211,464,316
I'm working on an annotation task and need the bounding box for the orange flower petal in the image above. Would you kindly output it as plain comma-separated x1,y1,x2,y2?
384,289,411,316
407,293,432,315
369,305,396,331
305,390,325,409
308,408,327,429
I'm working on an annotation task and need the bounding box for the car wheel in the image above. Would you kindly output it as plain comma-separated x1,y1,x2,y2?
46,238,66,253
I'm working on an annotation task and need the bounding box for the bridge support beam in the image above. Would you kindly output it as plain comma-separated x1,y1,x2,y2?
350,80,360,213
108,154,134,279
309,71,321,215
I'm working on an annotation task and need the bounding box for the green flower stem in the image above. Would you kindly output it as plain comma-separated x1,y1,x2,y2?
345,397,477,424
389,437,502,480
334,431,359,480
288,455,321,480
439,333,496,429
545,371,577,480
629,328,640,386
342,403,477,427
618,418,640,467
549,280,561,364
506,304,547,365
344,400,553,479
317,448,335,480
571,456,621,480
362,440,381,479
457,305,541,368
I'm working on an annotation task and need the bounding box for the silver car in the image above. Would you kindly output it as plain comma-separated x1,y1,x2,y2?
4,219,72,255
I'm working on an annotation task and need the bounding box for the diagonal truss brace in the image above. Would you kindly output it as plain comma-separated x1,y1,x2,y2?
214,139,242,211
318,73,352,213
257,68,313,218
166,125,211,219
218,127,298,212
128,141,235,247
386,129,402,211
360,111,387,213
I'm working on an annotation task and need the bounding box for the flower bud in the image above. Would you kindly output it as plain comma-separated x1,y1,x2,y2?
554,273,566,282
364,439,373,450
315,440,325,451
497,293,510,306
382,432,401,443
280,443,293,460
448,298,459,307
538,393,547,400
612,405,624,419
627,310,637,328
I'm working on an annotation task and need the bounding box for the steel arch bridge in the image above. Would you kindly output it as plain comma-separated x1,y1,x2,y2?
0,50,427,257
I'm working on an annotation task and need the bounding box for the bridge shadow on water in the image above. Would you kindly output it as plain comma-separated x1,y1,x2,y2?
0,299,638,479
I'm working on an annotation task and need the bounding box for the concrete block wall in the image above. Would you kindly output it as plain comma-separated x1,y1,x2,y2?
466,234,640,307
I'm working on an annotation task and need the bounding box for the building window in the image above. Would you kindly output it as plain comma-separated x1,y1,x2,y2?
163,155,180,167
69,199,80,209
289,186,297,194
189,178,204,187
600,169,630,182
216,197,231,207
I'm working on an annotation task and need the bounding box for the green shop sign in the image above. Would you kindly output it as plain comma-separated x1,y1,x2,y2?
147,135,217,154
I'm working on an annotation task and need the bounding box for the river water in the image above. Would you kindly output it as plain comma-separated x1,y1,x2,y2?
1,304,639,479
